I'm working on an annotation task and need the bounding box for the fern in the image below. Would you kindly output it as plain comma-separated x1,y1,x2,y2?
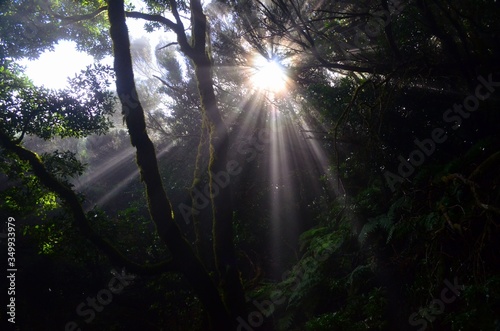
358,219,380,244
299,227,329,252
358,197,409,244
287,270,321,307
346,264,372,286
276,311,295,331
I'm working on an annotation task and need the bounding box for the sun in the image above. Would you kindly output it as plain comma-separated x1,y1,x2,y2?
250,55,288,93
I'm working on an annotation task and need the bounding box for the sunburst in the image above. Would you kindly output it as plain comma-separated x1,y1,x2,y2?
249,54,289,94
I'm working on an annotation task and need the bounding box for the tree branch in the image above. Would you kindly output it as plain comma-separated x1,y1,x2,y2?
125,10,194,57
48,5,108,23
153,74,184,94
0,130,173,275
157,42,178,51
124,10,178,32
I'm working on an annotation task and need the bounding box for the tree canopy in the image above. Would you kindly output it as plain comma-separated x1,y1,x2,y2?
1,0,499,330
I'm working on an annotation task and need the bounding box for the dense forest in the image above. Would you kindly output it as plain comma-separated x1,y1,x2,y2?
1,0,499,330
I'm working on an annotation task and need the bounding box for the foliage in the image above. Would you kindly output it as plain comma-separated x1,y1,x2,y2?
0,0,111,59
0,147,83,219
0,62,116,140
1,0,500,330
42,150,85,181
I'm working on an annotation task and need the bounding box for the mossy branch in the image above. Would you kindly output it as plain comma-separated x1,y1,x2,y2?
0,130,173,275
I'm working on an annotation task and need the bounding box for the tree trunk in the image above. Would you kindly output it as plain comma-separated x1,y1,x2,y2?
186,0,247,318
107,0,232,328
187,0,247,317
194,57,247,318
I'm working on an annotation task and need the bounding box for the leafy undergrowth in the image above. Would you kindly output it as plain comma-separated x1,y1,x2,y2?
250,140,500,331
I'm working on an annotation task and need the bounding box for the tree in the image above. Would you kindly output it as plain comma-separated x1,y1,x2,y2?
2,0,245,328
108,0,243,327
2,0,500,330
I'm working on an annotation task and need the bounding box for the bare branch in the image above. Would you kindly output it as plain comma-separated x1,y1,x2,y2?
125,10,194,57
125,11,178,31
157,42,178,51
